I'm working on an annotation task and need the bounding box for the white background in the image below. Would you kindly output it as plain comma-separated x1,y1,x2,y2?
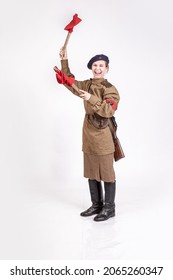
0,0,173,260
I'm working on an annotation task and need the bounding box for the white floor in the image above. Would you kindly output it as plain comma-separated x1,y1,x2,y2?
1,170,173,260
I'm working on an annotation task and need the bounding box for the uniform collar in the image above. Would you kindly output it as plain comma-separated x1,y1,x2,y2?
90,78,105,84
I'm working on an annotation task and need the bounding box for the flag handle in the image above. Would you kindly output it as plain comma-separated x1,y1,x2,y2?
72,83,80,94
62,32,71,49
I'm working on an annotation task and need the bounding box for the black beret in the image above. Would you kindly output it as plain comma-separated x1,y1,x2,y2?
87,54,109,69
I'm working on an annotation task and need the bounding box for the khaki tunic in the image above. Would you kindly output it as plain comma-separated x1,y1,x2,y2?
61,60,120,181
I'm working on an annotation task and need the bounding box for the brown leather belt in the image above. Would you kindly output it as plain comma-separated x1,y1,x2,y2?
85,113,109,129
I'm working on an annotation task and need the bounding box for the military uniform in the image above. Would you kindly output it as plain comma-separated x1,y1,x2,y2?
61,59,120,182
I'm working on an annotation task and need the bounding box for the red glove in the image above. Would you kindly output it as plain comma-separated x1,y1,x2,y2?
64,14,82,33
54,66,74,87
106,99,117,110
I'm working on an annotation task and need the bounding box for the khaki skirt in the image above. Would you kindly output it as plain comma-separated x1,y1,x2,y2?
83,153,115,182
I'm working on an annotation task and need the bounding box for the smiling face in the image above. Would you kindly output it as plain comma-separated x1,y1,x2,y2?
91,60,108,79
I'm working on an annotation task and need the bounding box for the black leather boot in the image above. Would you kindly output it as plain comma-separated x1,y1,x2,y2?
94,181,116,221
80,179,103,217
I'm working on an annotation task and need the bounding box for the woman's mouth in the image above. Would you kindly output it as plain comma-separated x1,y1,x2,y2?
94,71,102,75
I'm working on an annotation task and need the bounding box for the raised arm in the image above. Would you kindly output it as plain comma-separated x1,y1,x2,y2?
54,47,91,96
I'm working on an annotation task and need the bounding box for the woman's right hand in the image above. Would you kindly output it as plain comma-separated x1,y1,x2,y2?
59,47,67,60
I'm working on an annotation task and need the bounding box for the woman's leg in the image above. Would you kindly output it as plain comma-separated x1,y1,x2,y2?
80,179,103,217
94,181,116,221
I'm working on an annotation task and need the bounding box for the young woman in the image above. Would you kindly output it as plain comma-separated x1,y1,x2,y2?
54,48,120,221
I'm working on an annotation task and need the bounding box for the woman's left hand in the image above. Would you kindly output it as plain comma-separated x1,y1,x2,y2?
79,90,91,101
